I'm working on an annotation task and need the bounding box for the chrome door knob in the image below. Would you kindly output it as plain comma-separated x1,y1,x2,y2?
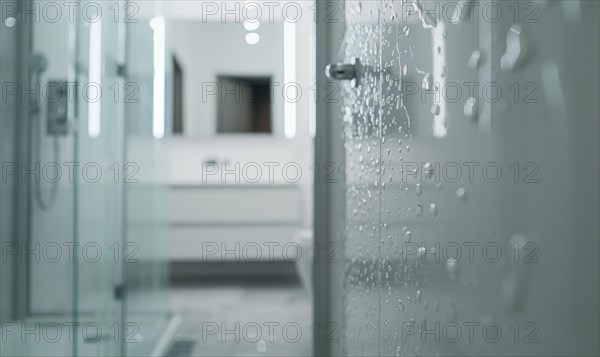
326,57,360,85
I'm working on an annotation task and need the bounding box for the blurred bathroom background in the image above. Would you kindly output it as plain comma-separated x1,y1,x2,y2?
1,0,599,357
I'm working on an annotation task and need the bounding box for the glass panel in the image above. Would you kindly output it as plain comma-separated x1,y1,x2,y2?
338,1,382,356
75,1,124,355
326,0,600,356
1,2,170,356
1,1,77,356
0,2,27,354
124,2,171,356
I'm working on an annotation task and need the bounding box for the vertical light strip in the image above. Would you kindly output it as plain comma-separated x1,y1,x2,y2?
308,14,316,138
150,16,166,139
88,19,102,138
284,20,296,139
432,22,447,138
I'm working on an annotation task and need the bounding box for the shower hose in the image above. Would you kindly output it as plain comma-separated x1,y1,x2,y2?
29,53,59,211
31,111,60,211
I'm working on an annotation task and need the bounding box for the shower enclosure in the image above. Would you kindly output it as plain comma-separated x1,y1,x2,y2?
1,1,170,356
315,0,599,356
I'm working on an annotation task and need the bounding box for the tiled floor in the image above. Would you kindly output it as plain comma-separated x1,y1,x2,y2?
168,282,313,356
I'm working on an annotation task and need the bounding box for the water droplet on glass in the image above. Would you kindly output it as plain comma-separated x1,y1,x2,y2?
4,17,16,28
509,234,528,248
424,162,434,177
446,258,458,280
256,340,267,353
500,25,523,72
456,187,466,200
415,183,422,196
416,204,422,216
429,203,437,218
541,59,567,119
464,97,477,118
468,50,481,69
422,73,432,90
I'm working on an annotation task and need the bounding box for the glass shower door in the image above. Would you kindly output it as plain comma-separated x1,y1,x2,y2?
75,2,171,355
1,1,79,356
1,1,170,356
336,2,383,356
75,1,127,355
319,0,599,356
123,2,171,356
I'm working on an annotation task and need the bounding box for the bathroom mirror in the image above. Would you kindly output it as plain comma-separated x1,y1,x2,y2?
169,20,284,137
